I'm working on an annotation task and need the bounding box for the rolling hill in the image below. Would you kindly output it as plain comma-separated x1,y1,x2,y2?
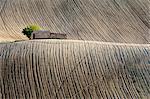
0,0,149,43
0,0,150,98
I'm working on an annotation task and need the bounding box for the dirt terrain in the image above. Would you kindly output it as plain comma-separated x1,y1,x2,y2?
0,0,150,98
0,0,149,43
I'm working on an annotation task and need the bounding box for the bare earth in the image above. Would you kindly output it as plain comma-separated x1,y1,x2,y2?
0,0,150,98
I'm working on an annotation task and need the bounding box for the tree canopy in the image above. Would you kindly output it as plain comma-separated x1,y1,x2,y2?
22,25,42,39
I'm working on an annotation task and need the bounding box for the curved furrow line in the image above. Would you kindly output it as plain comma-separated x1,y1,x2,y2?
0,40,149,98
0,0,149,43
0,0,149,98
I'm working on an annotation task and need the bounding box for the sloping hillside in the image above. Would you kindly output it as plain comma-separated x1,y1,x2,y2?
0,40,150,98
0,0,149,43
0,0,150,98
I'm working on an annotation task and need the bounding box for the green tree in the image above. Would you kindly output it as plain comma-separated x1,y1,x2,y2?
29,25,41,31
22,25,41,39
